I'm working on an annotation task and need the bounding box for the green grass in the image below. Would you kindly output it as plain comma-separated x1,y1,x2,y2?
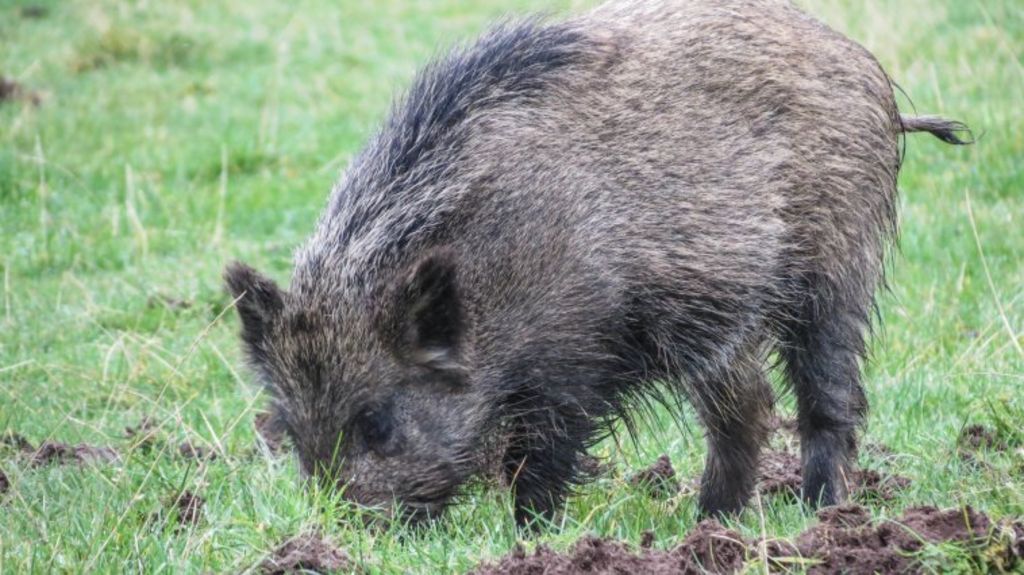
1,0,1021,572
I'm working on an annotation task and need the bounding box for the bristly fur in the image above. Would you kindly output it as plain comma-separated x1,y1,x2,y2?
226,0,969,526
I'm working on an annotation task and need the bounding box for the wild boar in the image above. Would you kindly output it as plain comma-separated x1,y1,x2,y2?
226,0,968,525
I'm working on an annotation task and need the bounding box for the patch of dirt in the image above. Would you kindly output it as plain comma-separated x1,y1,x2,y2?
957,423,1021,462
959,424,1008,451
756,450,910,502
178,441,216,461
628,454,679,498
0,77,41,106
757,451,803,497
0,469,9,495
0,431,33,452
767,504,1023,574
254,411,287,454
472,520,748,574
30,441,119,466
854,468,912,502
476,504,1024,575
170,490,204,527
19,5,49,19
259,532,353,574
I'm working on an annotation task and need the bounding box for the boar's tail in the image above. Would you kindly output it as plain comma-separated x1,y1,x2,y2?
899,115,974,145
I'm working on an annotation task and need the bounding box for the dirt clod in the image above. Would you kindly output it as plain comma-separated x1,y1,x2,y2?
259,532,352,574
31,441,119,466
854,468,912,502
769,504,1004,574
473,521,748,574
676,519,748,573
0,77,41,106
19,5,49,19
178,441,216,461
959,424,1007,451
757,451,803,497
0,432,33,452
171,491,205,527
629,454,679,498
476,504,1024,574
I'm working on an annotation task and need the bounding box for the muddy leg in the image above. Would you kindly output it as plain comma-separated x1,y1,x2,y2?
694,359,774,517
783,300,869,507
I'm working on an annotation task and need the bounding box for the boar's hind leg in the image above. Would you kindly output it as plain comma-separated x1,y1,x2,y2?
693,354,774,517
781,290,869,508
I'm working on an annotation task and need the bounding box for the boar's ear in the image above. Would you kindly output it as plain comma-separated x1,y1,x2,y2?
394,250,465,371
224,261,284,346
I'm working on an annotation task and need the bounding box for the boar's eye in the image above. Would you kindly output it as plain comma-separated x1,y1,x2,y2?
355,406,394,454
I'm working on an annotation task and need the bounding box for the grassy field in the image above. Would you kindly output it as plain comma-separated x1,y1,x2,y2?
1,0,1022,572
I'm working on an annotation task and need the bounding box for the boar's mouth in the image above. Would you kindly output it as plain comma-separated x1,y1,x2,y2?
335,458,473,525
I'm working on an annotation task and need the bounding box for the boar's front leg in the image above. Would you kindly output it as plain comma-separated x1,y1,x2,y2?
692,353,774,517
501,403,591,528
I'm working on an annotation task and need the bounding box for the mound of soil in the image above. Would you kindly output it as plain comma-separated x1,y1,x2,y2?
768,504,1023,574
959,424,1007,451
31,441,119,466
476,505,1024,574
629,454,680,498
0,77,41,106
854,468,912,502
19,5,49,19
259,532,353,574
473,520,748,575
254,411,287,454
757,450,910,501
1,432,33,452
757,451,802,497
171,491,205,527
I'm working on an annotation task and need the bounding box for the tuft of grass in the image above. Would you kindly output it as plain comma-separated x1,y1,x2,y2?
1,0,1021,572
